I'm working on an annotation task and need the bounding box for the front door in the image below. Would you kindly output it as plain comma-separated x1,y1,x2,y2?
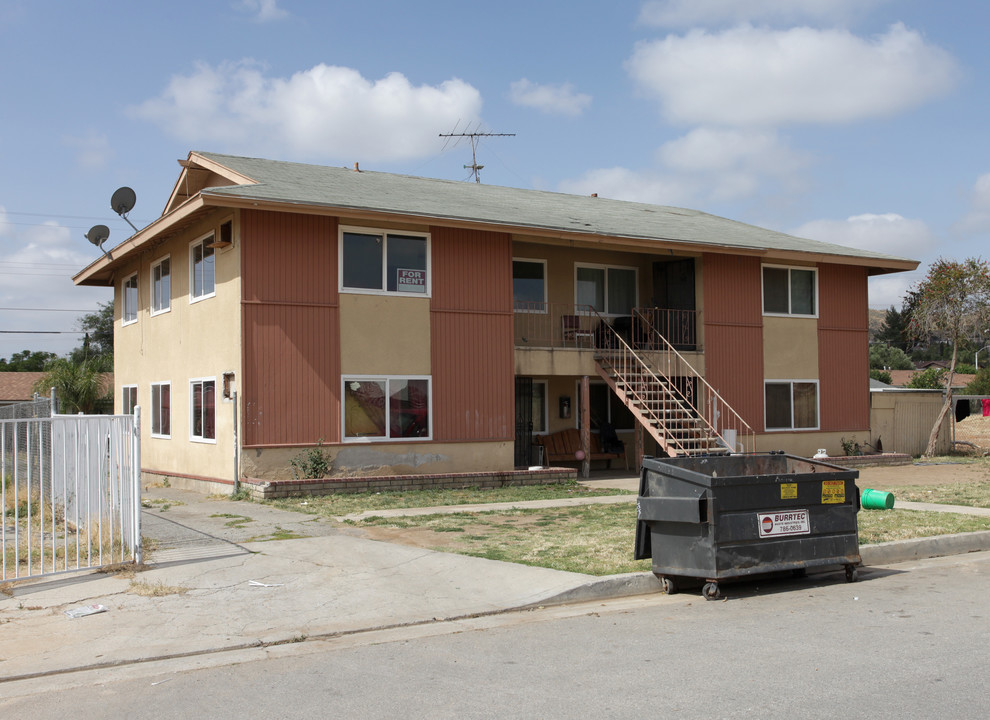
652,258,696,349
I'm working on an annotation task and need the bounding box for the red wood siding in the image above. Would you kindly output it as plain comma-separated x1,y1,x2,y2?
430,226,514,441
817,264,870,431
702,253,765,430
241,210,340,446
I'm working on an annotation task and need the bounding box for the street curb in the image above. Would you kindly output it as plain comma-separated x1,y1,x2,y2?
859,530,990,566
536,531,990,607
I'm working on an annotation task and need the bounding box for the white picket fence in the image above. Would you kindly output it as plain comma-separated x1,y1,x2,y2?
1,405,142,581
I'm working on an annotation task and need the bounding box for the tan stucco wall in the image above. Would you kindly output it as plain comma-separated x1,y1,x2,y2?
241,440,512,479
114,209,241,482
338,294,431,375
762,316,818,379
755,431,858,458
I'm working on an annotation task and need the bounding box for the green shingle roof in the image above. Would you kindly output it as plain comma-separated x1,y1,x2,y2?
197,152,912,267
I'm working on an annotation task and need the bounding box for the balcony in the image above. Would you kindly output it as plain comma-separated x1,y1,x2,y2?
514,302,699,352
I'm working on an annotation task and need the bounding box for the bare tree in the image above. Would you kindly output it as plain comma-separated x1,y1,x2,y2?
908,258,990,456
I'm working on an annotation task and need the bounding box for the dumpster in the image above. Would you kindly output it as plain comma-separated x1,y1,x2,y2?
635,452,861,600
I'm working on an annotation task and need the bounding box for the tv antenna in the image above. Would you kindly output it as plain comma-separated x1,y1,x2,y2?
111,186,139,232
439,129,515,183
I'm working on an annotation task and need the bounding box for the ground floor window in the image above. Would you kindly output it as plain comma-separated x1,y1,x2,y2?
343,376,431,440
151,382,171,438
121,385,137,415
190,378,216,442
531,380,548,433
765,380,819,430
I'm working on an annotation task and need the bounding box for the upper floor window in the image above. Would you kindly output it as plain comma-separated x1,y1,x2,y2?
340,227,430,296
122,273,138,325
151,256,171,315
190,234,216,302
513,259,547,312
763,265,816,316
575,264,637,316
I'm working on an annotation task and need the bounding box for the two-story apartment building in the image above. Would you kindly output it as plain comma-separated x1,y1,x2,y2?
73,152,917,487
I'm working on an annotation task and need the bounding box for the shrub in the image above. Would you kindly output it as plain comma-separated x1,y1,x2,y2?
291,440,333,479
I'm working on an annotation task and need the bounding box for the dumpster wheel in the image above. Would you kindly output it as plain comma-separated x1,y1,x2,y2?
656,575,677,595
702,582,721,601
845,565,859,583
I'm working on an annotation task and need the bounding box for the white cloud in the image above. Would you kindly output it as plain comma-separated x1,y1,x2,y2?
953,173,990,234
63,130,113,170
131,61,483,163
792,213,937,259
638,0,889,28
626,23,958,127
234,0,287,22
868,273,920,310
508,79,592,116
657,127,809,201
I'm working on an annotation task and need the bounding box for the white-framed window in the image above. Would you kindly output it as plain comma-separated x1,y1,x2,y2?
121,385,138,415
765,380,819,431
122,273,138,326
151,382,171,438
190,234,216,302
151,255,171,315
762,265,817,317
342,376,431,441
575,263,637,316
513,258,547,313
190,378,216,442
339,226,430,297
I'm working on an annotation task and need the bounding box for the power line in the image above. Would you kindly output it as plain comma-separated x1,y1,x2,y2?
0,307,94,312
0,330,85,334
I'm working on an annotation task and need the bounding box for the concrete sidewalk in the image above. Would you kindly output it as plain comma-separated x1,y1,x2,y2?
2,482,989,687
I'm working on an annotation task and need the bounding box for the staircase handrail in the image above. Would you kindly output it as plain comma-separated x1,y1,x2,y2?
590,313,709,456
632,307,755,452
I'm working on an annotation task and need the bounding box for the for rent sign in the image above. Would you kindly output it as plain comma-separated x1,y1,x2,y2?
757,509,810,538
396,268,426,293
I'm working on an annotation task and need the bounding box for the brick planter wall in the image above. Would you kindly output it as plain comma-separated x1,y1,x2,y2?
241,467,579,500
825,453,912,469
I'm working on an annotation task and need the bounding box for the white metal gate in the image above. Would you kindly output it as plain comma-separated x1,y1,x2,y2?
1,406,141,581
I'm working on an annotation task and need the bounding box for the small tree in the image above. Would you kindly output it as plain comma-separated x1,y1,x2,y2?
967,367,990,396
908,258,990,456
32,358,110,414
868,343,914,370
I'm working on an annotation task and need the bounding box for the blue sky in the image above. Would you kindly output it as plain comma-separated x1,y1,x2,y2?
2,0,989,359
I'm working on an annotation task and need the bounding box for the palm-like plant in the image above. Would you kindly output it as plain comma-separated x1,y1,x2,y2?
33,358,111,414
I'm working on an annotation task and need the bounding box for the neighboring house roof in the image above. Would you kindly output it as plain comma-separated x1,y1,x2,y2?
0,372,115,405
0,372,46,403
74,152,919,287
887,369,975,389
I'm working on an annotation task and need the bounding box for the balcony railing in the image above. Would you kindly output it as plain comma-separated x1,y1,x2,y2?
514,303,699,351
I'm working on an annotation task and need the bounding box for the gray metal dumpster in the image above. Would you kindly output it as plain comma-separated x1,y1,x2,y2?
635,452,861,600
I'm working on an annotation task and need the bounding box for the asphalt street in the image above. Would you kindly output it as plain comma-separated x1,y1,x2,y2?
3,550,987,719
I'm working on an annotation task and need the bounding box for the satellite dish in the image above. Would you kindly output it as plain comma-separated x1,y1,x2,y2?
85,225,112,260
111,186,139,232
111,186,136,215
85,225,110,247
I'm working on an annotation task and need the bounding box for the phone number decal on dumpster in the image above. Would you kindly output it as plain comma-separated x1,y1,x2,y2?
757,509,810,538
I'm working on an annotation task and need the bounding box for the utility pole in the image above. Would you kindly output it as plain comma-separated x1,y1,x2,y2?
438,130,515,183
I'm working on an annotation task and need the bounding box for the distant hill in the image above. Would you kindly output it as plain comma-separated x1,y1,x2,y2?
868,308,887,342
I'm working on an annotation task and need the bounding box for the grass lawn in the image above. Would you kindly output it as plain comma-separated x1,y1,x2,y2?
266,475,990,577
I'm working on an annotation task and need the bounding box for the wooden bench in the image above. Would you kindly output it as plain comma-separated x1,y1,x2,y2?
534,427,627,469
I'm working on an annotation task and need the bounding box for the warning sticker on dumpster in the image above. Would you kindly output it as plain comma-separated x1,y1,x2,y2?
780,483,798,499
821,480,845,504
757,510,810,538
